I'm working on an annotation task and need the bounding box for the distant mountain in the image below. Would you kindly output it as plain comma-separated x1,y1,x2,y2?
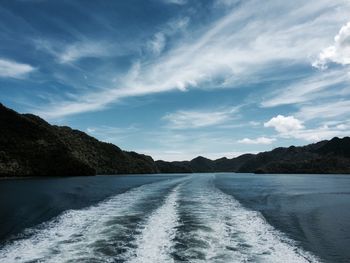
157,138,350,174
0,103,158,177
1,103,349,177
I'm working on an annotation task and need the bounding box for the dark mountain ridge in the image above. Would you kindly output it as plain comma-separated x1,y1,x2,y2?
1,103,349,176
0,103,158,177
156,137,350,174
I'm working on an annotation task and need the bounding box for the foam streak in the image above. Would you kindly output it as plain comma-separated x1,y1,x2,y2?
125,184,181,263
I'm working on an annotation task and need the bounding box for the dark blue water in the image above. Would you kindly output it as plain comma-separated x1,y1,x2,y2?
0,173,349,262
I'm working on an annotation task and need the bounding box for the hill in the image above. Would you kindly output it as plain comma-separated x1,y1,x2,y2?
0,103,158,177
157,138,350,174
1,103,349,176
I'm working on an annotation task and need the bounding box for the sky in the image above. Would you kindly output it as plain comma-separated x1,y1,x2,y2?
0,0,350,161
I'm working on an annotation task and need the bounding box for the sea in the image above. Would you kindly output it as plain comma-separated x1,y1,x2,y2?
0,173,349,262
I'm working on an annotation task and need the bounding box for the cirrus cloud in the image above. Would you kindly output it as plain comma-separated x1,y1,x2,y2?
0,58,35,78
59,41,113,64
34,0,350,118
163,107,237,129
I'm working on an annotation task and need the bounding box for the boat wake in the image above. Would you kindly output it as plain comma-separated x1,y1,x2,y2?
0,175,320,263
124,184,181,263
173,175,319,263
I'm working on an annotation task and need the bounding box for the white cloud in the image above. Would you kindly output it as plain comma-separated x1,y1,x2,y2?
146,17,189,56
264,114,348,142
238,137,275,145
282,125,349,142
313,21,350,69
261,69,350,107
35,0,350,118
163,107,237,129
296,100,350,120
34,39,115,64
59,42,111,63
148,33,166,55
168,17,189,32
264,115,304,133
0,58,35,78
336,123,349,130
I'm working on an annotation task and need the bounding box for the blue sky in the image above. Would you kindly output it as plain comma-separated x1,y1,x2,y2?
1,0,350,160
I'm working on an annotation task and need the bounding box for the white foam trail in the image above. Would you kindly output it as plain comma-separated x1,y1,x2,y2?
0,178,183,263
0,175,322,262
125,184,180,263
177,175,321,263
